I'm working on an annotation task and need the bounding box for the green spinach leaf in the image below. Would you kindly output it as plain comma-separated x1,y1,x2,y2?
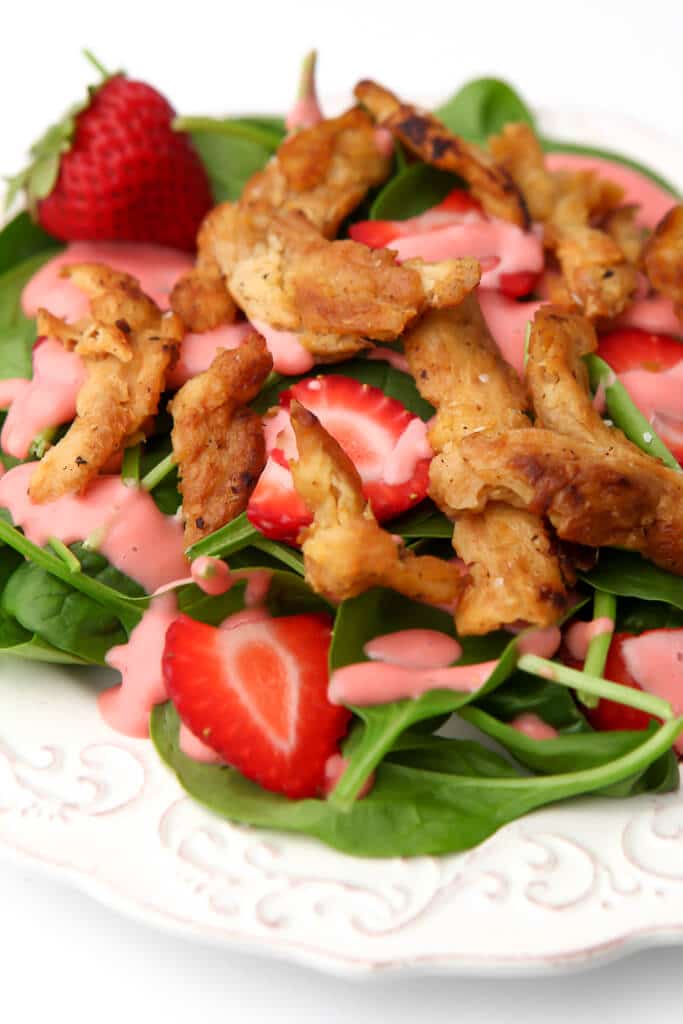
369,164,465,220
0,212,61,277
435,78,535,140
583,550,683,610
176,117,281,203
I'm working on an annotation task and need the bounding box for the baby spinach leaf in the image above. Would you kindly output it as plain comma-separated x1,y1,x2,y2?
253,357,434,421
0,212,61,277
388,501,452,539
0,606,89,665
461,707,678,796
177,566,326,627
328,588,515,807
543,139,680,198
617,599,683,634
582,550,683,610
151,702,682,858
475,669,589,733
0,251,58,381
369,164,465,220
435,78,535,141
177,117,278,203
1,542,145,663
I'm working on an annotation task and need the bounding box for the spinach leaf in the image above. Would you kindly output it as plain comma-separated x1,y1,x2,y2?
475,669,589,733
2,543,145,663
583,550,683,610
435,78,535,141
618,599,683,634
461,707,678,797
176,117,280,203
177,566,326,626
369,164,465,220
253,357,434,421
151,702,682,858
328,588,515,807
0,212,61,277
388,501,452,539
0,251,58,380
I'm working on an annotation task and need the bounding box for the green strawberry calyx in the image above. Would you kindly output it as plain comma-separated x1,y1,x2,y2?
4,51,118,215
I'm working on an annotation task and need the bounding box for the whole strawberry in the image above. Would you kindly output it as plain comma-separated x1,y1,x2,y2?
7,55,213,251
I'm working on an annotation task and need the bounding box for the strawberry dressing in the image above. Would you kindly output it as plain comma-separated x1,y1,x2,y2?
191,556,233,596
168,322,253,388
22,241,193,321
0,463,186,591
509,712,559,740
565,616,615,662
178,722,223,763
249,319,315,375
365,347,411,373
621,630,683,753
364,628,462,669
329,626,561,706
617,362,683,441
0,339,86,459
478,291,543,375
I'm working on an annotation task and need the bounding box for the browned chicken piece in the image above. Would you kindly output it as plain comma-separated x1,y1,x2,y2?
215,204,481,346
169,333,272,546
403,299,569,634
488,123,637,319
170,204,238,333
459,427,683,575
643,205,683,316
288,402,466,608
242,107,391,239
29,264,183,503
354,79,529,228
603,205,646,265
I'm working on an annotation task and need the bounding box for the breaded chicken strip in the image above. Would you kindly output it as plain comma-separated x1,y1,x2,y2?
288,402,466,608
242,107,391,239
354,80,529,228
30,264,183,503
489,123,637,319
170,204,238,333
644,205,683,318
215,204,481,347
169,333,272,546
403,299,568,634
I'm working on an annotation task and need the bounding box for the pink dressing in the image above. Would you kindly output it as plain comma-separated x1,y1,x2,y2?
365,347,410,373
0,339,86,459
618,361,683,439
545,153,676,228
509,712,559,741
383,418,432,486
250,319,315,375
621,630,683,753
565,617,615,662
179,722,223,764
167,322,253,388
99,594,177,738
615,295,682,336
22,241,193,321
364,629,462,669
389,217,544,290
0,463,186,591
478,290,544,375
191,556,233,596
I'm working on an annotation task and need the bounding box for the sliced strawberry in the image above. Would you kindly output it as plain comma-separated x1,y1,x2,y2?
247,375,432,543
597,328,683,375
583,632,655,733
164,611,349,799
597,328,683,462
498,270,540,298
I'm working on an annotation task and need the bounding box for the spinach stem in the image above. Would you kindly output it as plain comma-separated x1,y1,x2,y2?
48,537,82,574
121,443,141,488
329,707,415,812
172,116,282,151
185,511,258,560
141,453,175,492
579,592,617,707
29,426,57,460
519,652,673,721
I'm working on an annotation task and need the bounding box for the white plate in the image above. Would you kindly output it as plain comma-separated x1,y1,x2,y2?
1,107,682,980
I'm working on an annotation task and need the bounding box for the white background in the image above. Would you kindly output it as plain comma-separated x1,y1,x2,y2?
2,0,683,1020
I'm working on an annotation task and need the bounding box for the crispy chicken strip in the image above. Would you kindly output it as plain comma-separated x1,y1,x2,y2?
643,205,683,317
460,427,683,575
169,333,272,545
288,402,466,608
170,204,238,332
403,300,568,634
29,264,183,503
604,205,646,265
242,107,391,239
489,122,637,319
216,204,481,344
354,80,529,228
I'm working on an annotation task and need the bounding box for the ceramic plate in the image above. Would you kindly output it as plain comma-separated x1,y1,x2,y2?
1,107,682,979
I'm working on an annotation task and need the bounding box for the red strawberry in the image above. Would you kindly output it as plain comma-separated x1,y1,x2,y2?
583,632,655,733
349,188,539,298
247,375,432,543
164,612,349,799
597,328,683,462
8,61,213,251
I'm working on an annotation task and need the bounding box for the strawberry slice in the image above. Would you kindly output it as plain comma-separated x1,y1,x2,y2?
164,611,349,798
597,328,683,375
247,375,432,543
597,328,683,462
583,632,655,733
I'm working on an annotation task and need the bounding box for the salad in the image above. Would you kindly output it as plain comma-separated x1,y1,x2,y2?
1,53,683,858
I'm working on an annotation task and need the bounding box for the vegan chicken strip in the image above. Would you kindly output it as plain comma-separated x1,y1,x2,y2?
29,264,183,503
169,333,273,545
